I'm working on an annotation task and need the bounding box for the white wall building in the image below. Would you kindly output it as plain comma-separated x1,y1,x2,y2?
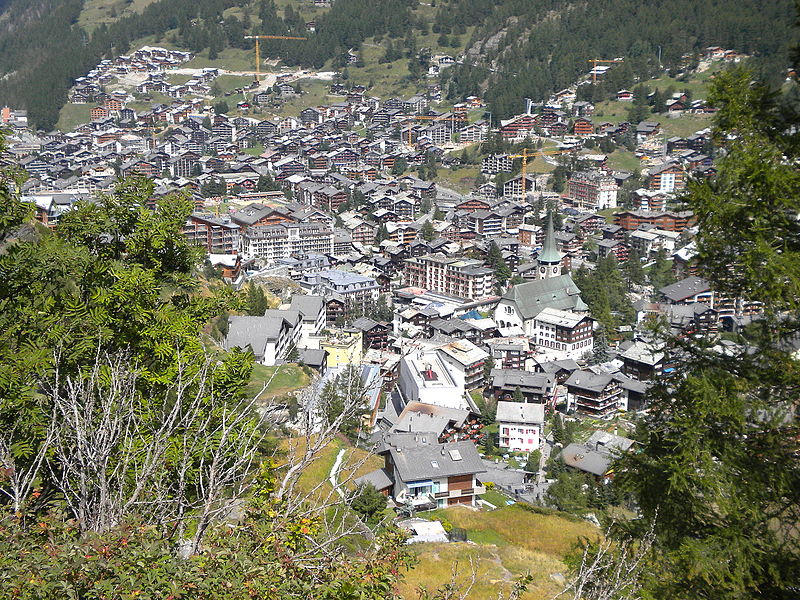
397,352,467,409
496,401,545,453
532,307,594,361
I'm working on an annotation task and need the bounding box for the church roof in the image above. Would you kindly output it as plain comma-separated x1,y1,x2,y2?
538,213,563,264
500,275,587,319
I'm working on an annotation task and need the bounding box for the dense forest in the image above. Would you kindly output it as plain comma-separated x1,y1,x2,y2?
0,0,795,129
439,0,796,119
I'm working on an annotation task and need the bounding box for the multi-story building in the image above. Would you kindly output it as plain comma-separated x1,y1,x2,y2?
646,161,686,193
497,401,545,453
240,223,334,262
403,254,495,300
300,269,380,324
614,210,696,233
567,170,618,211
531,307,594,360
481,154,513,174
565,371,623,416
183,213,240,254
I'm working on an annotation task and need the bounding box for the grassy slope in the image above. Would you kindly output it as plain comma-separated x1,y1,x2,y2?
246,363,309,401
78,0,159,32
403,505,599,600
56,104,93,132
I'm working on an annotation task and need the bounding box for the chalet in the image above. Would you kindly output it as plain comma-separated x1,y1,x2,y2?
618,340,665,381
565,371,623,416
351,317,390,351
356,434,486,509
613,210,695,233
572,117,594,137
616,89,634,102
489,369,554,404
560,431,635,481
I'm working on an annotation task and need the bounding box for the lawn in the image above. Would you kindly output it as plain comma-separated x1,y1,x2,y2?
479,487,512,509
606,149,641,172
271,79,333,116
78,0,159,32
243,144,265,156
56,104,93,132
659,113,713,138
427,504,599,556
246,363,310,401
185,47,256,72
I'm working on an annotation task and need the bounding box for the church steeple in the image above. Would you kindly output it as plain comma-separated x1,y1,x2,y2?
537,212,562,279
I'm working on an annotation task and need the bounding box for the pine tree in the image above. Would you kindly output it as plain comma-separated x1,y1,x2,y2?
420,220,436,241
592,325,609,365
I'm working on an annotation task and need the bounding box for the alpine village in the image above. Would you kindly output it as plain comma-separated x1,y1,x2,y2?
0,0,797,598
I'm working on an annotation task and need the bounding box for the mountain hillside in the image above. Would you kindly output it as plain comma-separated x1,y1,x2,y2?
0,0,794,129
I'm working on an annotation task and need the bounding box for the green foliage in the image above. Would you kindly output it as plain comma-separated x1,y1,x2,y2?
574,255,635,332
369,294,394,322
245,282,269,316
320,365,365,443
613,68,800,599
351,484,388,526
524,449,541,473
648,248,676,294
591,325,609,365
512,386,524,403
0,477,415,599
419,220,436,242
487,241,511,292
441,0,793,121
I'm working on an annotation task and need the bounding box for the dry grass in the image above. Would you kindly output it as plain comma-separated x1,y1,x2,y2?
398,542,567,600
437,505,599,556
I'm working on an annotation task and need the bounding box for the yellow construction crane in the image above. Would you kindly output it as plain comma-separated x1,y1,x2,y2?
506,147,575,198
244,35,308,82
403,114,467,146
587,58,622,84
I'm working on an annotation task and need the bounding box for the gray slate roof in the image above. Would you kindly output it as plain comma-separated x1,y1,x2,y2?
289,295,324,321
565,370,614,393
387,439,485,483
495,401,545,425
224,315,289,355
501,275,587,320
659,275,710,303
354,467,393,491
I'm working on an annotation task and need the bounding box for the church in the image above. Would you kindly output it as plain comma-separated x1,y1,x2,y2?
494,215,590,343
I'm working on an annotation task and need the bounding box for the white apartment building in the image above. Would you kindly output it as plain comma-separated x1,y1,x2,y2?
496,401,545,453
241,222,334,262
403,254,495,300
532,307,594,360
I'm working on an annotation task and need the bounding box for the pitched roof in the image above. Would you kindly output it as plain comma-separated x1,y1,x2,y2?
224,315,291,355
500,275,587,319
565,370,615,393
538,212,563,264
387,439,485,482
289,295,324,320
354,467,393,491
496,401,545,425
659,275,711,302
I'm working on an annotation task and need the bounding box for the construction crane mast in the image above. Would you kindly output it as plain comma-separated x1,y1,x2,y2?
587,58,622,84
244,35,307,82
507,147,575,199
